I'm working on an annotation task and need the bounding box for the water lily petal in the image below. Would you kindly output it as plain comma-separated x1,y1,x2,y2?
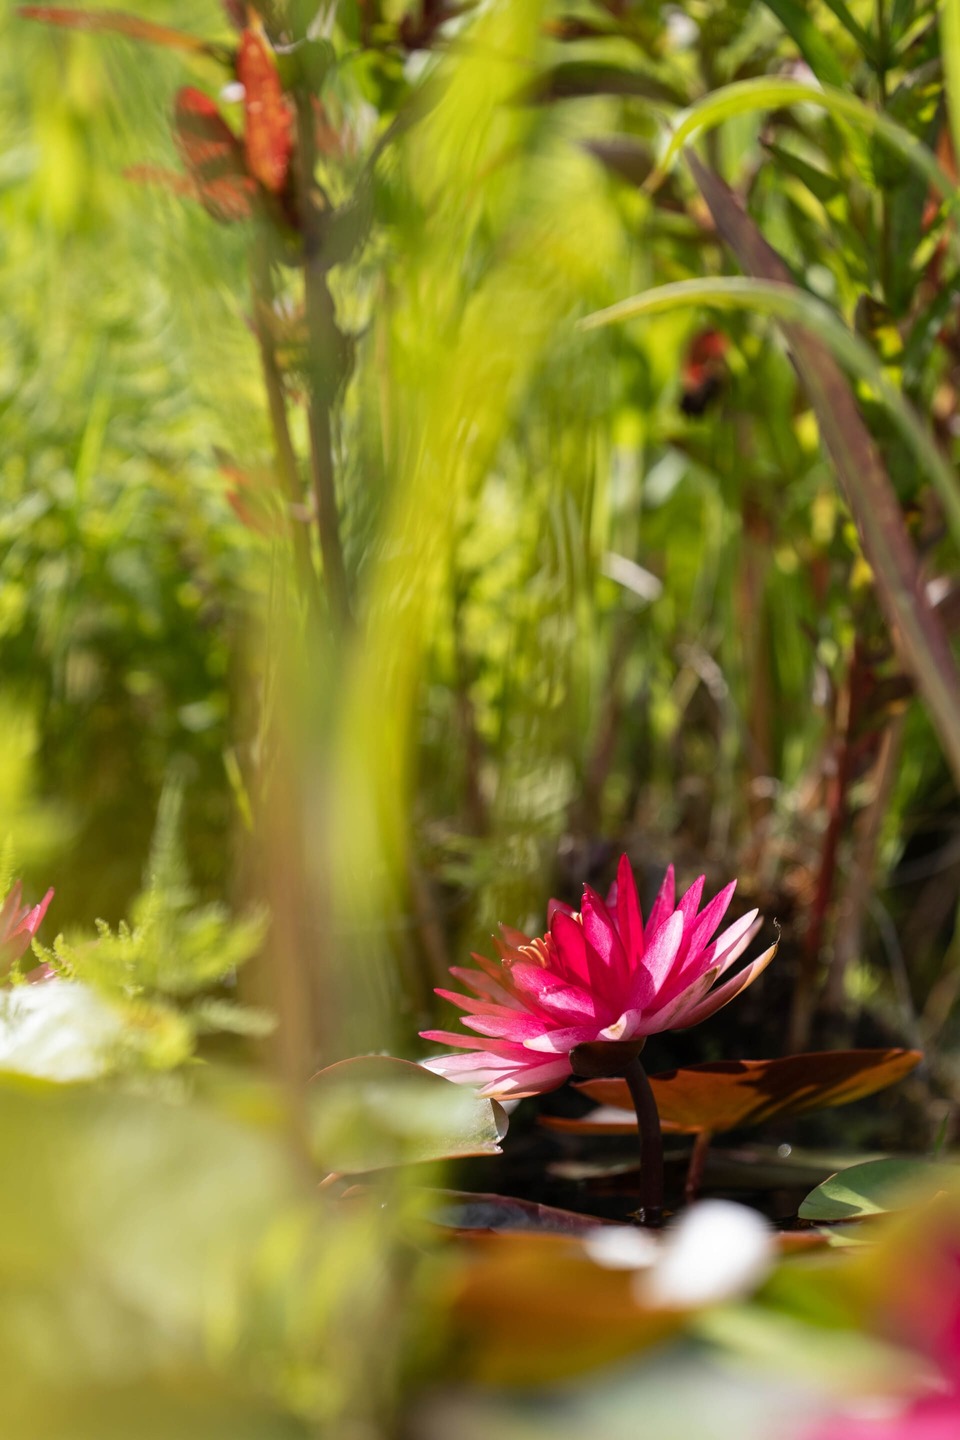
581,886,627,979
505,959,601,1025
462,1011,550,1042
670,940,777,1029
636,965,719,1035
547,910,609,998
676,874,705,927
523,1024,607,1053
448,966,523,1008
631,910,684,1004
615,852,644,961
645,863,675,938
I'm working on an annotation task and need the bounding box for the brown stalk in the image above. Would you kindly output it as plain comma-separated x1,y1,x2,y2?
789,639,865,1052
293,94,353,632
827,713,905,1020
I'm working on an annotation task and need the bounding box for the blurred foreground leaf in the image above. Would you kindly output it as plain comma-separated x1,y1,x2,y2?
0,1075,313,1437
5,1373,306,1440
309,1056,507,1175
448,1232,682,1384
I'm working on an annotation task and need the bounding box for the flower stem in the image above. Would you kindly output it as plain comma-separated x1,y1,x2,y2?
623,1053,664,1228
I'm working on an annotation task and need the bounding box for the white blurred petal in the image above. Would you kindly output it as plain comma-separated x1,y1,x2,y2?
638,1200,774,1308
583,1226,660,1270
0,980,123,1082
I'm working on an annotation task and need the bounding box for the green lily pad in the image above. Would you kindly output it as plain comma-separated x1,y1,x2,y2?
798,1157,960,1222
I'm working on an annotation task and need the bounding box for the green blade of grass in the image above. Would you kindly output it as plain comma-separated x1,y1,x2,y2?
758,0,847,87
941,0,960,179
649,77,958,221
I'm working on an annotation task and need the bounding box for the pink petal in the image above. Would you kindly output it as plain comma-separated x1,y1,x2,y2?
645,863,675,938
670,940,777,1029
0,881,23,936
636,965,719,1035
421,1046,572,1097
676,874,705,926
434,987,512,1016
660,909,759,1003
581,886,627,978
711,913,762,978
420,1030,531,1054
478,1056,573,1098
499,923,534,948
506,959,601,1025
615,853,644,962
523,1023,606,1053
597,1009,645,1042
24,887,54,932
631,910,683,1005
462,1012,549,1042
686,880,736,955
448,966,522,1008
548,910,608,996
547,898,576,923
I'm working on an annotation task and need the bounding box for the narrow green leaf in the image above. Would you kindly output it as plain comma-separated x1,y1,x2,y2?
651,78,958,235
761,140,843,203
759,0,847,87
940,0,960,180
820,0,875,54
892,0,917,39
523,61,687,107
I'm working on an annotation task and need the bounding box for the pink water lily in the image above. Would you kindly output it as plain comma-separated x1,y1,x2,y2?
421,855,776,1098
0,881,54,973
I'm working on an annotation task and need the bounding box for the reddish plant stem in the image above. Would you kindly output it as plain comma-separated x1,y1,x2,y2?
623,1054,664,1228
684,1129,712,1204
293,93,353,632
788,638,865,1053
827,713,903,1019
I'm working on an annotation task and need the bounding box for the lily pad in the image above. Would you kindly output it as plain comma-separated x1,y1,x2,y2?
568,1050,921,1136
309,1056,508,1176
428,1190,617,1235
798,1157,960,1222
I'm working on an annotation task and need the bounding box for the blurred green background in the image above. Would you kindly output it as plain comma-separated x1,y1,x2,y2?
4,0,960,1433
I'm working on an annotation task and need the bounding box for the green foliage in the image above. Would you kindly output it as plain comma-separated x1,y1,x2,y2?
31,783,268,1069
9,0,960,1432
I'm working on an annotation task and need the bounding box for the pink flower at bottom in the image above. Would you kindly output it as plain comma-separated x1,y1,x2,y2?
0,882,54,972
811,1396,960,1440
421,854,776,1098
